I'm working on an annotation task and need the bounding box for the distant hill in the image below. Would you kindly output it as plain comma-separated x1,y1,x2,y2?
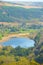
12,2,43,7
0,2,43,23
0,1,43,6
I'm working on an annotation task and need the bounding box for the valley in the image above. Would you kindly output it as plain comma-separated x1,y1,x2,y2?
0,1,43,65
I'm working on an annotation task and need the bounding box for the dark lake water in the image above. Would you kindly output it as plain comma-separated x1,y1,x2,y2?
1,37,35,48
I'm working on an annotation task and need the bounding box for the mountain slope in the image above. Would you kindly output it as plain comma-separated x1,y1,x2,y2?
0,6,43,22
34,30,43,64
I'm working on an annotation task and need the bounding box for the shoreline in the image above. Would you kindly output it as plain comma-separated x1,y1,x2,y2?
0,33,29,43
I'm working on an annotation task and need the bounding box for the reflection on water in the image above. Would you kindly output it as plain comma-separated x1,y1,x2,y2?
1,37,35,48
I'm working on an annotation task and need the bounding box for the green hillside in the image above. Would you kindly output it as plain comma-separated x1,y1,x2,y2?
0,6,43,22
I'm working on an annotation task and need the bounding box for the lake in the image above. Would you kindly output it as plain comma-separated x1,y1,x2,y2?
1,37,35,48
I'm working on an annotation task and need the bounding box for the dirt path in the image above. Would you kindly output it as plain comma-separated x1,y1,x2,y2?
0,33,29,42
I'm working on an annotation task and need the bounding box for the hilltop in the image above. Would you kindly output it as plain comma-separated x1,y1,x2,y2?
0,1,43,8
